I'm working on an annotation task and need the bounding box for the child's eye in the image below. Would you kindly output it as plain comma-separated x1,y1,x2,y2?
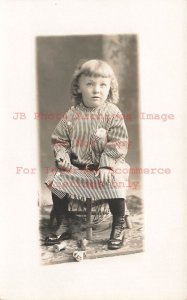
101,83,107,87
86,82,93,86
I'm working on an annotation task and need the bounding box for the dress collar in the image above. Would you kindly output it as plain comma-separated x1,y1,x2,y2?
78,101,107,112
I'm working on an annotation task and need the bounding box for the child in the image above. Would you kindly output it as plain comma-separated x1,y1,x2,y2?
45,59,130,250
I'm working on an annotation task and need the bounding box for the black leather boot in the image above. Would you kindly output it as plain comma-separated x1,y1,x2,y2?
45,194,71,245
45,216,72,245
108,216,125,250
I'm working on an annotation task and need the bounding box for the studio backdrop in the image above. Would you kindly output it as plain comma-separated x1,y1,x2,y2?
36,34,140,205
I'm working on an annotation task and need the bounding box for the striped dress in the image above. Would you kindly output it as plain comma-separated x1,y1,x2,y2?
45,101,130,202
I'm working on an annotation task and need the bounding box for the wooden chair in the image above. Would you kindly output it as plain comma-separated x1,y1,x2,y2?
69,198,132,240
49,197,132,240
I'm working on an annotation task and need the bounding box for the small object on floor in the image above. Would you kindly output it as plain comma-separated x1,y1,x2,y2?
44,232,71,246
73,250,86,262
53,241,67,252
77,238,88,251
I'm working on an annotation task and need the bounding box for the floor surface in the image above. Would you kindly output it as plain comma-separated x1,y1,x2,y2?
39,195,144,265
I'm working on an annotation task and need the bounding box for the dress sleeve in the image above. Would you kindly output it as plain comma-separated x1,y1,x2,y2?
51,112,71,161
99,112,128,169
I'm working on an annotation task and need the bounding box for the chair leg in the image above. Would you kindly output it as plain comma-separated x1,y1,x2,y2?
86,198,92,240
125,201,133,229
125,215,133,229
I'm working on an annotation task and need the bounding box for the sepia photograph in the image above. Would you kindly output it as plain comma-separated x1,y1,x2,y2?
37,34,143,264
1,1,187,299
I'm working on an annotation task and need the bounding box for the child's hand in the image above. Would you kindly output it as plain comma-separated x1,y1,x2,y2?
95,168,115,184
56,158,71,171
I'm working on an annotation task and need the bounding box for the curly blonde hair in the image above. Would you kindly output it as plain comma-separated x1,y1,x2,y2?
70,59,119,105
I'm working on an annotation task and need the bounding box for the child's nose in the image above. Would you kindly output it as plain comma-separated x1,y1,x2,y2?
93,84,100,93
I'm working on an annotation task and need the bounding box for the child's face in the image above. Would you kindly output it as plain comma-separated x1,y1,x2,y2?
78,75,111,108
